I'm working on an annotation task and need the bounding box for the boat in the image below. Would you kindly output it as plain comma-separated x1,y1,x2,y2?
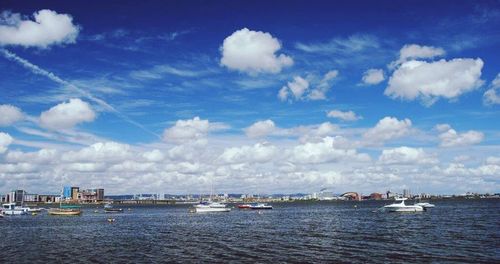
237,204,251,209
192,201,231,213
414,202,435,210
104,203,123,213
383,197,423,212
1,203,28,215
249,203,273,210
48,205,82,216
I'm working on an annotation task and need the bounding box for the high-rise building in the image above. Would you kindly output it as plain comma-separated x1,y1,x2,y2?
403,189,411,198
63,186,72,199
71,187,80,200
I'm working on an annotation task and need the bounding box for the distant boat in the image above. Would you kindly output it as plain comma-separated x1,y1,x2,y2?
249,203,273,210
1,203,28,215
193,201,231,213
414,202,435,210
48,205,82,216
383,197,423,212
237,204,251,209
104,202,123,213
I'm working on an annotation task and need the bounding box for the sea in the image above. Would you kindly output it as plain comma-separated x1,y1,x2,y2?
0,199,498,263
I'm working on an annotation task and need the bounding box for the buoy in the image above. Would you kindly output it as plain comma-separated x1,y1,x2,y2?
94,210,99,213
128,208,131,211
354,205,358,208
32,212,37,216
107,218,115,223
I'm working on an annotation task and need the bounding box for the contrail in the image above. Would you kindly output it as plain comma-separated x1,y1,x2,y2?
1,48,160,139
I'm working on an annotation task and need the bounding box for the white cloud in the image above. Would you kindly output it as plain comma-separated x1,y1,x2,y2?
162,117,226,144
6,149,58,164
486,156,500,165
278,76,309,101
218,143,277,164
0,132,13,153
0,9,80,48
363,117,412,145
295,34,379,54
378,146,437,165
361,68,385,85
327,110,361,121
483,73,500,105
390,44,445,68
245,120,276,138
437,125,484,147
308,70,339,100
39,98,96,130
220,28,293,74
0,104,24,126
288,137,370,164
142,149,164,162
279,71,338,101
385,58,484,105
62,142,131,162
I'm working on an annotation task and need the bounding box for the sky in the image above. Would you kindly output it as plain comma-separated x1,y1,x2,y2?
0,0,499,195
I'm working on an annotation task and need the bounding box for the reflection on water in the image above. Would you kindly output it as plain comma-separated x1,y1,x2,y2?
1,199,498,263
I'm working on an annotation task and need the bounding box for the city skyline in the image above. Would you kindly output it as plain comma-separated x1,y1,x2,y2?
0,0,499,195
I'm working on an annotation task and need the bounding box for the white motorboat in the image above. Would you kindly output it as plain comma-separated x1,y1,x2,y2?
249,203,273,210
192,201,231,213
383,198,423,212
414,202,435,209
2,203,28,215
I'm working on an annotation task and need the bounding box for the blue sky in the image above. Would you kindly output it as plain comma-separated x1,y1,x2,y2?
0,0,499,195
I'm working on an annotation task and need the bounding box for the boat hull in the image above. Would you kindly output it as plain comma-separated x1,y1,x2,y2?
2,210,27,215
385,206,423,212
48,209,81,216
194,207,231,213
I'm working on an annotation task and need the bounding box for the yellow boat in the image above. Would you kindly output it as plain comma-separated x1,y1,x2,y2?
48,205,82,216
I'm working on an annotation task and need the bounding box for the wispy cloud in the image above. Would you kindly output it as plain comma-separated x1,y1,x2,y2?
295,34,379,54
0,48,160,139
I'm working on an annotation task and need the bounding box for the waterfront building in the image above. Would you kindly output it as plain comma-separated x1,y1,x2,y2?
79,188,105,203
63,186,72,199
403,189,411,198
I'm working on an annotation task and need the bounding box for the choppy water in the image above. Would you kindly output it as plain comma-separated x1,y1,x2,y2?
0,199,499,263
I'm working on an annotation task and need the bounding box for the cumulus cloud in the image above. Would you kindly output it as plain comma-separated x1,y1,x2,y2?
308,70,339,100
390,44,445,68
142,149,165,162
0,104,24,126
162,117,226,144
220,28,293,74
288,137,370,164
385,58,484,105
363,117,412,145
361,68,385,85
437,124,484,147
327,110,362,121
39,98,96,130
0,9,80,48
62,142,131,162
245,120,276,138
278,76,309,101
483,73,500,105
0,132,13,153
218,143,277,164
378,146,437,165
279,71,338,101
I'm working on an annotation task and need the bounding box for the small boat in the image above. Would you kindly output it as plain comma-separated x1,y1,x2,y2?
237,204,251,209
249,203,273,210
104,203,123,213
48,205,82,216
192,201,231,213
383,198,423,212
414,202,435,210
2,203,28,215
